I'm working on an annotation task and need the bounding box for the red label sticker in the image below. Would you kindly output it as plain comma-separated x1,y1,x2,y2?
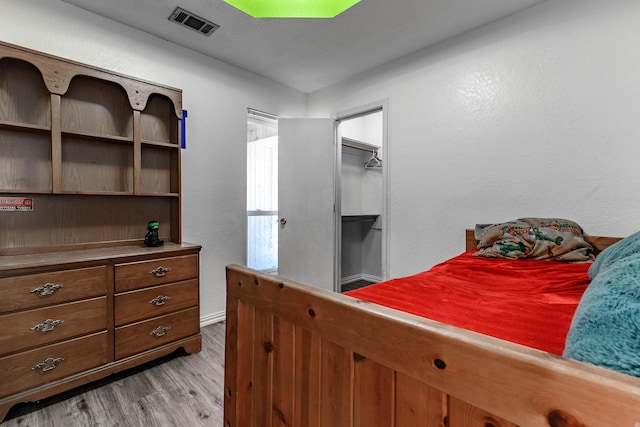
0,197,34,211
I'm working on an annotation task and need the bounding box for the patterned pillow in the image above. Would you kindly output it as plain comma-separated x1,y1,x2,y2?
474,219,532,259
474,218,593,262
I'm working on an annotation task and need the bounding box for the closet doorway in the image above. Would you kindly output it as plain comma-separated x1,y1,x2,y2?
336,103,387,292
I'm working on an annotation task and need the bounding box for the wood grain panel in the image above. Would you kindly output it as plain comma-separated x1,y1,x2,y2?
449,396,518,427
62,136,133,193
236,300,255,427
295,328,321,427
141,145,177,195
51,94,62,193
319,340,352,427
272,316,295,427
224,295,240,427
140,94,175,144
584,235,623,253
0,195,174,251
0,297,106,355
133,110,142,195
61,75,133,139
0,131,51,191
115,279,198,326
0,266,107,313
115,254,198,292
0,332,108,399
252,308,274,426
395,373,446,427
0,57,50,126
353,355,394,427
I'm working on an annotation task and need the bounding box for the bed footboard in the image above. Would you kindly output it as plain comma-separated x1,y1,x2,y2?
224,264,640,427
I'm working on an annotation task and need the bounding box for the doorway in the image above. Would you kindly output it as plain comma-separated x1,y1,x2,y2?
246,109,278,272
335,101,388,292
275,101,388,292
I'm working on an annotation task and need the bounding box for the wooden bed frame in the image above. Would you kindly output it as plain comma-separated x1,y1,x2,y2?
224,232,640,426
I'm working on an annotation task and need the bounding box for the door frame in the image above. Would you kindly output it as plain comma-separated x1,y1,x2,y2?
332,99,389,290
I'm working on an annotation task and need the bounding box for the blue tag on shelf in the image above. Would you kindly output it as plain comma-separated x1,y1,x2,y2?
181,109,188,149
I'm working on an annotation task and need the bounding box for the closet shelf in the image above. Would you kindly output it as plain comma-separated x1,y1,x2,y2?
342,214,379,222
341,137,380,152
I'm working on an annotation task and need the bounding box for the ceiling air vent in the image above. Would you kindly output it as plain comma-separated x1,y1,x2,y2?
168,7,219,37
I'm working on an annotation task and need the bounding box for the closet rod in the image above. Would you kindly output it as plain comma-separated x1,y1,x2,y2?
342,141,376,153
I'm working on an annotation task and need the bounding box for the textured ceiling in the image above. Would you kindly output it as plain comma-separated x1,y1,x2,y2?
61,0,546,93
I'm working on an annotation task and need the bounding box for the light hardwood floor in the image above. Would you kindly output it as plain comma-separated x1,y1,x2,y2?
2,322,226,427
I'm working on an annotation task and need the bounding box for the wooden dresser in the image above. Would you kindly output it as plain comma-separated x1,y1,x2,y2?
0,41,201,421
0,244,201,420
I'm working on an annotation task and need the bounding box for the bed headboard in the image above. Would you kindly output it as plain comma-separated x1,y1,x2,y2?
465,229,621,253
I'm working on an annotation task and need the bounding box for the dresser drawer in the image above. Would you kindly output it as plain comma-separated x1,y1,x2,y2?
115,255,198,292
0,266,107,314
115,279,198,327
0,331,108,399
115,307,199,360
0,297,107,356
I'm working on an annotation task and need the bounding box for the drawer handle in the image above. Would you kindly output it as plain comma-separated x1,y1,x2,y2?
150,266,171,278
32,357,65,372
31,283,64,296
150,325,171,337
149,295,171,306
31,319,65,333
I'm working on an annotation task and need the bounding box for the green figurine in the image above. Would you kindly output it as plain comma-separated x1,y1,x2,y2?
144,220,164,247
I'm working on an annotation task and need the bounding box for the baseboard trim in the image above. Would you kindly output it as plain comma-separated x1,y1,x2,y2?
200,311,226,327
341,273,382,285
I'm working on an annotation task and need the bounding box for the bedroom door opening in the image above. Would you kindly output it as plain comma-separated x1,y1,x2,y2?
246,109,279,273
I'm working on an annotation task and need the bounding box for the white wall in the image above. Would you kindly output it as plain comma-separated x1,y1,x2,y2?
341,111,383,148
4,0,640,315
1,0,307,322
309,0,640,278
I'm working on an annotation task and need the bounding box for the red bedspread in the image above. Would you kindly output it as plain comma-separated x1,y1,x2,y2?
345,251,591,355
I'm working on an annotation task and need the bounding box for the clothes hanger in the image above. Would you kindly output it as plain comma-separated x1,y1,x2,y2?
364,149,382,169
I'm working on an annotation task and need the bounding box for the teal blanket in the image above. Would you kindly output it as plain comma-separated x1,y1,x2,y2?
588,230,640,279
564,253,640,377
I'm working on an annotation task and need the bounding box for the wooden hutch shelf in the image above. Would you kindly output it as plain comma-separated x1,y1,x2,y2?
0,41,201,422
